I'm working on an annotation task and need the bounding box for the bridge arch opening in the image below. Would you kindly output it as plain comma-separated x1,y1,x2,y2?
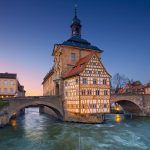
112,100,142,115
9,103,63,121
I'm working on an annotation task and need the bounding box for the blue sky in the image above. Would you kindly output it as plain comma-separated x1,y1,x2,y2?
0,0,150,95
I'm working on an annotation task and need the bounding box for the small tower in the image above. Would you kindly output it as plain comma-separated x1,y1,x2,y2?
71,6,82,37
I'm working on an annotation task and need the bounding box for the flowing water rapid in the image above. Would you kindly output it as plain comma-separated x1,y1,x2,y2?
0,108,150,150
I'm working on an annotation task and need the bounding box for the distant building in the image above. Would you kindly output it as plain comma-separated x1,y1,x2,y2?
0,73,26,98
144,81,150,94
42,8,111,122
116,81,150,95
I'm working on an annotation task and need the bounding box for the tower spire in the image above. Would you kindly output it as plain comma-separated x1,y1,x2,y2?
71,5,82,37
75,4,77,17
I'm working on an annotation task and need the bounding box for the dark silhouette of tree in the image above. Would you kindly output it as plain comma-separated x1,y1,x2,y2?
112,73,129,90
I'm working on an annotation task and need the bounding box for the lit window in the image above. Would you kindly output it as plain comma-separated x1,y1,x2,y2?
93,79,97,84
96,90,100,95
103,79,107,85
104,90,108,95
71,53,76,61
82,78,87,84
4,80,7,85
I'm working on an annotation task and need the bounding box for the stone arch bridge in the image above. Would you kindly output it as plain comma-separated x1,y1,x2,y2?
111,94,150,116
0,96,64,122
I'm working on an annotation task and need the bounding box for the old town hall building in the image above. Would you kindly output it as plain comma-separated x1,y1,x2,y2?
42,9,111,122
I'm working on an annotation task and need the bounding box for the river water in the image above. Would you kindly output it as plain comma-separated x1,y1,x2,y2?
0,108,150,150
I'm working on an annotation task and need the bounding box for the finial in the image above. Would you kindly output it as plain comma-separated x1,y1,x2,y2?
75,4,77,17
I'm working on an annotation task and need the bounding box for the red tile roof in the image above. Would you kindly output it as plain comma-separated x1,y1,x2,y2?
63,53,94,78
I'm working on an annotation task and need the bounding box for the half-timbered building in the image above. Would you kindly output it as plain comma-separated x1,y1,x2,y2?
42,8,111,122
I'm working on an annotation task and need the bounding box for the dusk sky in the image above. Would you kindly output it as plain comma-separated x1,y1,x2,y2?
0,0,150,96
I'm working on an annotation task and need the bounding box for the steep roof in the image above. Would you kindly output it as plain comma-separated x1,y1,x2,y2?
63,53,93,79
62,36,103,52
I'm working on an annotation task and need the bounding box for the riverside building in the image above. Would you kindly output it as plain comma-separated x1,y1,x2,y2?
0,73,26,98
42,9,111,122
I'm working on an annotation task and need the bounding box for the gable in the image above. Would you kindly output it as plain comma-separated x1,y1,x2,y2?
80,54,111,78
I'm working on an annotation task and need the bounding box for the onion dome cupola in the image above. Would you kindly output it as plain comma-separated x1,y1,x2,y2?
71,6,82,37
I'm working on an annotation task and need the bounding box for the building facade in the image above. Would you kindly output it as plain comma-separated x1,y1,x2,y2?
116,81,150,95
42,9,111,122
0,73,26,98
144,81,150,94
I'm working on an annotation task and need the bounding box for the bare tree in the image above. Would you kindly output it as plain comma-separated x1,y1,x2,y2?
112,73,129,89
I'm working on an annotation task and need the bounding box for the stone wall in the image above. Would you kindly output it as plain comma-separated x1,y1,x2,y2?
64,112,104,123
0,106,9,127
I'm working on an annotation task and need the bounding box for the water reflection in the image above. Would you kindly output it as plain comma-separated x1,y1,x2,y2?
10,118,17,129
114,114,122,123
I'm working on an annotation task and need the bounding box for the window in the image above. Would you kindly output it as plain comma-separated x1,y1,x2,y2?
71,53,76,61
10,88,14,94
4,88,7,94
89,70,92,74
89,104,96,109
65,81,68,86
96,90,100,95
104,104,107,108
87,90,92,95
4,80,7,85
93,62,96,66
82,78,87,84
10,81,14,85
65,92,68,96
76,79,78,84
93,79,97,84
103,79,107,85
104,90,108,95
81,90,86,95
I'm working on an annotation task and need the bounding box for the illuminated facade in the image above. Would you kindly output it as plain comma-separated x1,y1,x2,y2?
63,53,110,114
0,73,25,98
42,9,111,122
